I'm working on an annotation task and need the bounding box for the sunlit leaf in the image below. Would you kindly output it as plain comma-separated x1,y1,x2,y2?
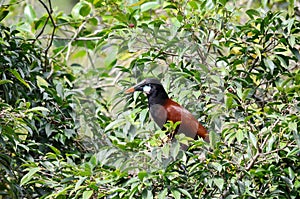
24,4,36,23
36,76,49,89
158,188,168,199
178,188,192,199
246,9,260,19
263,58,276,74
82,190,93,199
0,79,13,85
249,132,257,148
20,167,41,186
9,69,31,89
26,106,49,113
170,189,181,199
0,8,9,22
214,178,224,190
141,2,160,12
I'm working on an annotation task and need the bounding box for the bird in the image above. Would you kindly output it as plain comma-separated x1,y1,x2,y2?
125,78,209,147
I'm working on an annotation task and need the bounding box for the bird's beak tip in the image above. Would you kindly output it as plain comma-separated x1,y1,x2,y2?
124,87,135,94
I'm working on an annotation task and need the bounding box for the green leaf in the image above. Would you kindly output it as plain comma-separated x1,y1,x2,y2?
0,8,9,22
288,35,295,48
158,188,168,199
178,188,192,199
210,162,222,172
75,177,87,191
188,1,199,9
72,1,91,18
142,189,153,199
164,4,178,10
225,94,233,109
26,106,50,113
141,2,160,12
129,0,147,7
170,188,181,199
242,88,252,101
236,129,244,143
45,124,52,137
24,4,36,23
246,9,260,19
36,76,49,88
79,2,91,17
249,132,257,148
287,167,295,180
274,55,287,68
139,109,148,125
138,171,148,181
219,0,228,6
34,15,48,30
89,154,97,167
288,122,297,132
263,58,276,75
266,134,275,152
214,178,224,190
9,69,31,90
291,48,300,61
104,46,118,68
286,18,295,34
104,118,126,132
20,167,41,186
170,139,180,159
288,0,295,15
290,122,300,148
0,79,13,85
72,50,87,59
83,190,93,199
281,176,293,188
226,92,240,105
53,185,74,197
46,144,61,155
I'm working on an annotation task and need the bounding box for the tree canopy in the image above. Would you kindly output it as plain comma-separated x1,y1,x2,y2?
0,0,299,198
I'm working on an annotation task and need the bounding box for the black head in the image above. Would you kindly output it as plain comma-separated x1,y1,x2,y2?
125,78,169,105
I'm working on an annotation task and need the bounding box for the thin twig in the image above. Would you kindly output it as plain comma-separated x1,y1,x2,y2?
245,134,269,171
66,21,87,60
38,0,56,71
52,20,87,61
33,14,49,44
44,36,103,41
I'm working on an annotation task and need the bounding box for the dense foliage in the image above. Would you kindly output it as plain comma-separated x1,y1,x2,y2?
0,0,299,198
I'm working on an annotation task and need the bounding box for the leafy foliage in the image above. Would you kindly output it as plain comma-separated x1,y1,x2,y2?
0,18,78,198
0,0,300,198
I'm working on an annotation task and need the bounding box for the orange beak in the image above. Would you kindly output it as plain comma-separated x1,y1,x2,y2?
124,87,135,93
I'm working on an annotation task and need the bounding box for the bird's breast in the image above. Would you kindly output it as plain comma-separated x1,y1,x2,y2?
149,104,168,129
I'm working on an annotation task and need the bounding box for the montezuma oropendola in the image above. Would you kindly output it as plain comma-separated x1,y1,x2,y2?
125,78,209,146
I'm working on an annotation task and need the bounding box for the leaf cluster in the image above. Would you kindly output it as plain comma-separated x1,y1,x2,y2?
0,0,299,198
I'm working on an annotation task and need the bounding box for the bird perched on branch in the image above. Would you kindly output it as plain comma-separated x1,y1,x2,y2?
125,78,209,147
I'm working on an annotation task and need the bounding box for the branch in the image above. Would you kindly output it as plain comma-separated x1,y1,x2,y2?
52,20,87,61
41,36,104,41
34,17,50,44
248,37,278,73
242,135,268,172
37,0,56,71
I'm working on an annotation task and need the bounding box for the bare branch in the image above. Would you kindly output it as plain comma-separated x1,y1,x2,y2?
37,0,56,71
52,20,87,61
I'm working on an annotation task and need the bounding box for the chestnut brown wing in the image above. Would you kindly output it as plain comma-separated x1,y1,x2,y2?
164,99,208,140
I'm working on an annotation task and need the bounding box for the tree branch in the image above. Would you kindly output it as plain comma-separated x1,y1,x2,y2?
37,0,56,71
